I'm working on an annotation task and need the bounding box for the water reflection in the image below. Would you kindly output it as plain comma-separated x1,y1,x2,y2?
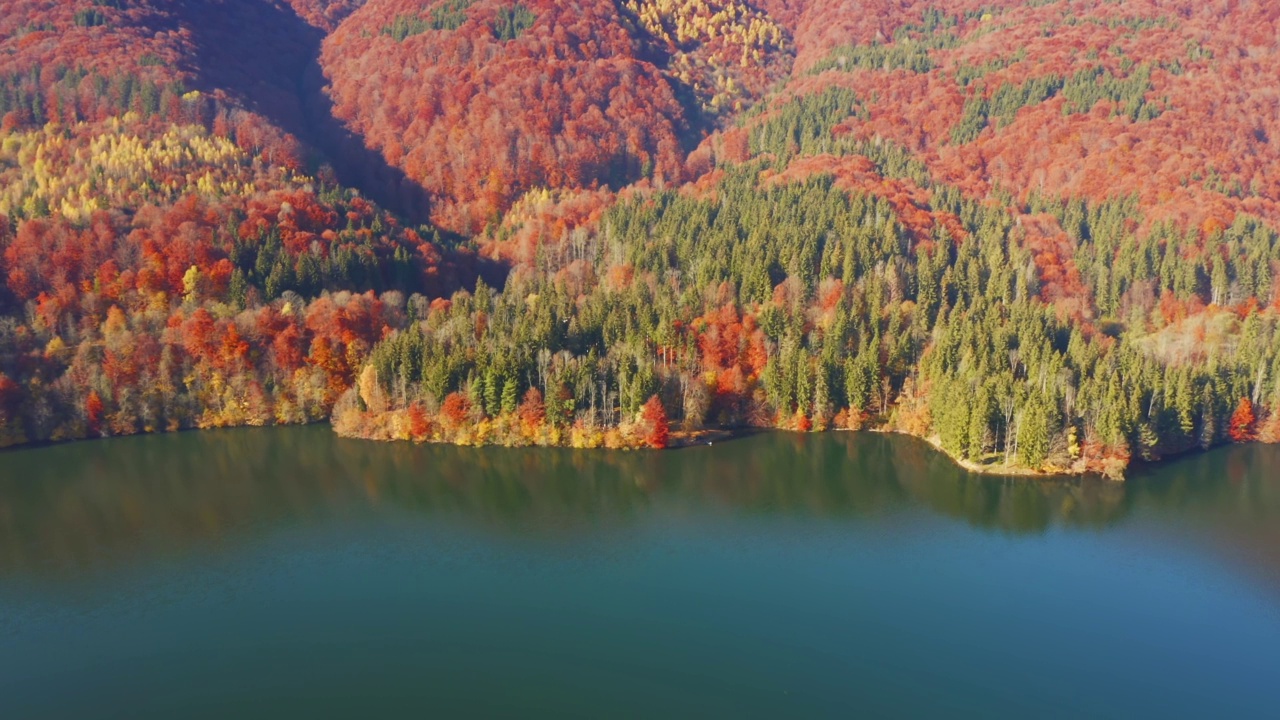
0,428,1277,580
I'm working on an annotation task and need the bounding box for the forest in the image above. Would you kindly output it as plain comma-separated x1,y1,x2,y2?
1,0,1279,478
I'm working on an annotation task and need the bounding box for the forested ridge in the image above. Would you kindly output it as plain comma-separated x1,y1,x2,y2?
2,0,1279,478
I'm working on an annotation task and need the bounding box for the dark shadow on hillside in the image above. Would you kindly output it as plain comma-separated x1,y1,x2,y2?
181,0,435,227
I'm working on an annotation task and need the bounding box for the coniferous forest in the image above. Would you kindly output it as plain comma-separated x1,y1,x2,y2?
2,0,1280,478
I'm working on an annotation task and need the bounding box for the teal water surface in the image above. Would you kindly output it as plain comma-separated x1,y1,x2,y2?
1,428,1278,718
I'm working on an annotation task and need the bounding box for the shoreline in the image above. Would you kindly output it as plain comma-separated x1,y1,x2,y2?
334,414,1274,482
331,416,1108,479
666,427,761,448
3,418,1268,483
871,429,1100,480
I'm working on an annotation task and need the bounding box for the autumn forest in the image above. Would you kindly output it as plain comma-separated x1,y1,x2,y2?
1,0,1279,478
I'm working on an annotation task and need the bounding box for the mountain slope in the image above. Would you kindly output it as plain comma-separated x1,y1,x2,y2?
0,0,481,446
786,0,1280,231
319,0,801,232
2,0,1280,477
334,0,1280,475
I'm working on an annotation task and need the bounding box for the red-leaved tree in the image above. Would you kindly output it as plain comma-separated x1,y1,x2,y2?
441,392,472,430
641,395,669,449
1228,397,1256,443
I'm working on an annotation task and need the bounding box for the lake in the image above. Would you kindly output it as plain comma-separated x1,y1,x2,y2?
1,428,1278,718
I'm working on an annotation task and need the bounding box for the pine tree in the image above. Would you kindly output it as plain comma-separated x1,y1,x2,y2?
483,368,501,416
501,376,519,416
1017,394,1052,468
1199,385,1217,450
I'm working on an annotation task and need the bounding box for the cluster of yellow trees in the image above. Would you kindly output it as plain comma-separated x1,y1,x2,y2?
625,0,784,52
0,118,266,223
334,366,670,450
334,405,672,450
623,0,786,113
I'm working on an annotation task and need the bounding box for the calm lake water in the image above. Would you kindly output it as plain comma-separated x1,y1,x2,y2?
1,428,1278,718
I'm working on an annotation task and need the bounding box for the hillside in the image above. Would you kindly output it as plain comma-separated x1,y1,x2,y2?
0,0,480,445
319,0,795,233
332,0,1280,476
1,0,1279,477
791,0,1280,229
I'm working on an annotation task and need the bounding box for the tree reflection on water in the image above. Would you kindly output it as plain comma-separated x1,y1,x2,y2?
0,427,1276,581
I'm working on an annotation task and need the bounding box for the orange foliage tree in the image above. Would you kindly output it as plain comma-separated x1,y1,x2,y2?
440,392,472,430
1228,398,1256,443
641,395,670,449
518,388,546,431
